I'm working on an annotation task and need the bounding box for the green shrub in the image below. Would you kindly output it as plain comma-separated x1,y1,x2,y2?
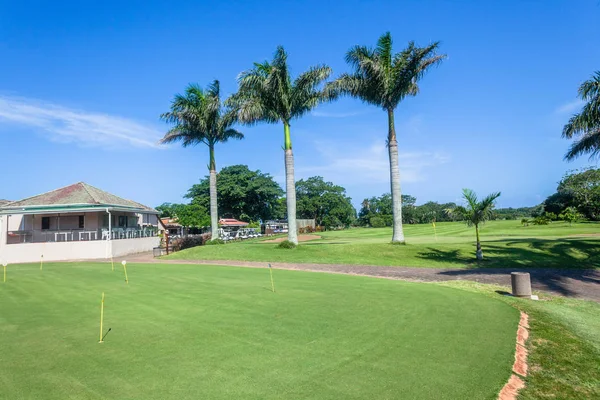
370,216,386,228
277,240,297,249
206,239,225,245
532,216,550,225
521,218,530,226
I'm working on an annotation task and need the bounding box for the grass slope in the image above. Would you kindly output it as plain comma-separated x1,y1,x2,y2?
167,220,600,268
0,262,518,399
440,281,600,399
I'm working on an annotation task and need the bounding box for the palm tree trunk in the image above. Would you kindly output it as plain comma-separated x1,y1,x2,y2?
284,123,298,245
475,224,483,260
208,144,219,241
387,108,405,243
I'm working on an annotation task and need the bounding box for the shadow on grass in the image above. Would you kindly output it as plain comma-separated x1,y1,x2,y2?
417,238,600,298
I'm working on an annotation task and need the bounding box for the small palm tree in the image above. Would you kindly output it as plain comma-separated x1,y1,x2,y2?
327,32,446,243
446,189,501,260
227,47,332,244
161,81,243,240
563,72,600,160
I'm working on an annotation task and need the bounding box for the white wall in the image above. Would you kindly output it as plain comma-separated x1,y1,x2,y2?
0,237,160,264
111,237,160,257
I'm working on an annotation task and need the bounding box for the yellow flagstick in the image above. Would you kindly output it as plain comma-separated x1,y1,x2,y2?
122,260,128,285
268,263,275,293
99,292,105,343
3,262,6,283
432,220,438,242
40,254,43,271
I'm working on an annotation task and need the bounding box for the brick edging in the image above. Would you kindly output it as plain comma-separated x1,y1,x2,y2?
498,312,530,400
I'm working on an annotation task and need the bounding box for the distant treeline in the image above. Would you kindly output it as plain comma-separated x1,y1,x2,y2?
157,165,600,229
357,194,539,227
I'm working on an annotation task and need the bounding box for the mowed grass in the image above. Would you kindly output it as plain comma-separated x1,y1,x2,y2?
439,281,600,399
0,262,519,399
167,220,600,268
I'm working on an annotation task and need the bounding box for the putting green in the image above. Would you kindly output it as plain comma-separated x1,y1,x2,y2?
0,263,518,399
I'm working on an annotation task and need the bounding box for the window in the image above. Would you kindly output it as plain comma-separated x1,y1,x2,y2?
118,216,127,227
42,217,50,230
79,215,85,229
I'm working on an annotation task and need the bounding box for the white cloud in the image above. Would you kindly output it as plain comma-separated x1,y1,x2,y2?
555,99,584,114
294,139,450,185
0,95,162,148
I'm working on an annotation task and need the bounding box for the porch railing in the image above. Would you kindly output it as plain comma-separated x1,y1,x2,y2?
7,227,158,244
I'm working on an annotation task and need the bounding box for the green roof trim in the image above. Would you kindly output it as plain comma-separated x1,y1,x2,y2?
0,182,157,213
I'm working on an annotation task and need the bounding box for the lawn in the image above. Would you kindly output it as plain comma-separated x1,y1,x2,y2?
439,281,600,399
166,220,600,269
0,262,519,399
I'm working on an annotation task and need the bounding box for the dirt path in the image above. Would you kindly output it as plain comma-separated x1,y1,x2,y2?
126,252,600,302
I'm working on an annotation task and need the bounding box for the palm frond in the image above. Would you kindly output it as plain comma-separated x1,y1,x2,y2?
229,46,332,125
579,71,600,100
376,32,393,68
160,80,244,148
564,127,600,160
461,188,478,210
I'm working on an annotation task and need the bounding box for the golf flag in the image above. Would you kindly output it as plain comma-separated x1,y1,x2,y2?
122,261,128,285
99,292,105,343
268,263,275,293
432,220,438,241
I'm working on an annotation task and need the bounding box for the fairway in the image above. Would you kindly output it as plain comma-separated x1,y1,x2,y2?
166,220,600,268
0,262,518,399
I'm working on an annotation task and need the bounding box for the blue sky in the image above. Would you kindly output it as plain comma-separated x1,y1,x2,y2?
0,0,598,210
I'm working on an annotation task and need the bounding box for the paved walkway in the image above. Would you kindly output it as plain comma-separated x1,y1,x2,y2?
127,252,600,302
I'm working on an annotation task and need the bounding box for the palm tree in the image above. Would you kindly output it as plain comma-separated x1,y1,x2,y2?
446,189,501,261
327,32,445,243
227,46,332,244
160,81,243,240
563,72,600,160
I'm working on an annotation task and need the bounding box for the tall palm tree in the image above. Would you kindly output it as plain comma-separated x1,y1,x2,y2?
327,32,445,243
563,71,600,160
445,189,501,260
227,46,332,244
160,81,243,240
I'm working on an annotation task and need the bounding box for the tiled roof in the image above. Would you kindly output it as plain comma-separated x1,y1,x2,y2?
219,218,249,226
161,217,181,227
2,182,156,212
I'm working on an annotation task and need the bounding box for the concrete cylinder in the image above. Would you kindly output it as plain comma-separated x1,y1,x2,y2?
511,272,532,298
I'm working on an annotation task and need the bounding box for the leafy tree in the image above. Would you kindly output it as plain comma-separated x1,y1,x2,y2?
328,32,445,243
154,203,210,228
560,206,583,226
175,203,211,228
446,189,501,261
156,202,178,218
161,81,243,240
295,176,356,228
227,47,332,244
186,165,284,222
562,72,600,160
543,191,574,216
558,168,600,220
